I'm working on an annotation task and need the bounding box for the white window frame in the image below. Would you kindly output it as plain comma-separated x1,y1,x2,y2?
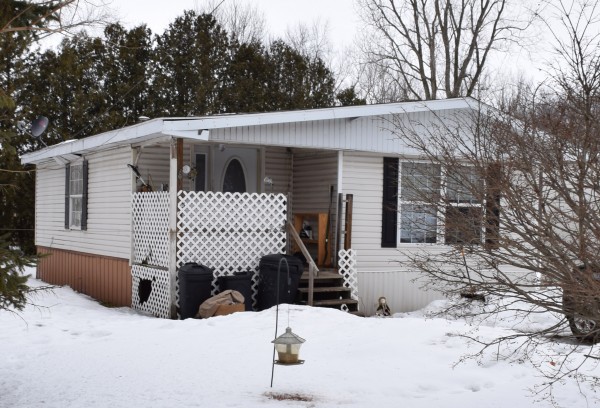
69,162,84,229
398,161,441,245
398,162,486,246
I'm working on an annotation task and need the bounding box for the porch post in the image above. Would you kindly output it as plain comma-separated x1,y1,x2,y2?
168,137,179,318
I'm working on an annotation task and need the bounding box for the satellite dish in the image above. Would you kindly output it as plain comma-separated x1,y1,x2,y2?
31,116,49,138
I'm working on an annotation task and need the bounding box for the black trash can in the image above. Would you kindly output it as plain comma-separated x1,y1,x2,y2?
178,262,214,319
257,254,304,311
217,271,254,311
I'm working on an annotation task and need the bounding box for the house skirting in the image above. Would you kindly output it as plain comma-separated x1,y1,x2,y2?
37,247,132,307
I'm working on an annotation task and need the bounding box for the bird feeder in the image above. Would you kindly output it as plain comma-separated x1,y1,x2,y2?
272,327,305,365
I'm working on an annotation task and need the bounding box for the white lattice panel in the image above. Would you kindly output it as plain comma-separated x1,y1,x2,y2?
131,192,170,268
177,191,287,307
131,265,171,318
338,249,358,312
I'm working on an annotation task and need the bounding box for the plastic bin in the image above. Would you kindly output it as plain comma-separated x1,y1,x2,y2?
178,262,214,319
257,254,304,311
217,271,254,311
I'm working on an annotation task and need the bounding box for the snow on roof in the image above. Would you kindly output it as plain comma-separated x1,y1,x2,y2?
21,97,480,164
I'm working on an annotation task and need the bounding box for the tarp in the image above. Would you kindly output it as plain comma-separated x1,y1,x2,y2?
197,290,245,318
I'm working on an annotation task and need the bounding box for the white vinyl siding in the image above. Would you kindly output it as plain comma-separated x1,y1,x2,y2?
207,108,466,156
342,152,445,312
135,144,193,192
35,146,133,259
264,147,292,195
292,150,338,214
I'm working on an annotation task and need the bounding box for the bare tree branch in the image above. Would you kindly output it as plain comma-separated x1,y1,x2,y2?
356,0,537,101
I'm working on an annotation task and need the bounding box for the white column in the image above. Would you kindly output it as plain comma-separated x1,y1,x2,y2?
168,137,179,318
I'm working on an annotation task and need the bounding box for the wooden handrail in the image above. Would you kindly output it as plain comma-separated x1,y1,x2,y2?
287,221,318,306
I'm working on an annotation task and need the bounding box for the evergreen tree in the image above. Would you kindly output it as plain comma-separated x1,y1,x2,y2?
0,0,72,311
221,41,272,113
20,34,106,141
101,23,153,127
267,40,335,110
0,233,35,311
336,86,367,106
0,0,56,254
152,11,230,116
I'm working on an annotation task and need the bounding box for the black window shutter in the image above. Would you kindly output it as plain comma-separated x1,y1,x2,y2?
81,159,88,230
382,157,398,248
64,163,70,229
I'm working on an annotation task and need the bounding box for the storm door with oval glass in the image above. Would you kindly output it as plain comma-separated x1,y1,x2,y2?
211,146,258,193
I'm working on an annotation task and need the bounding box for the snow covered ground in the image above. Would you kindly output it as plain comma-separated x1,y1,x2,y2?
1,268,598,408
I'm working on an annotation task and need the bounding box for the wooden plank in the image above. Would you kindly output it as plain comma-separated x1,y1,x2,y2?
298,286,350,293
313,298,359,307
344,194,353,250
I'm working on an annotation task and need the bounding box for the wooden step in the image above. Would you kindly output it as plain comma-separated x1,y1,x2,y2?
297,286,350,294
300,271,341,280
296,269,358,313
312,298,359,307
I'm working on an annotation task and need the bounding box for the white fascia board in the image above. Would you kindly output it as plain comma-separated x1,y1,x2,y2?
160,126,210,140
21,98,475,164
21,120,165,164
163,98,473,131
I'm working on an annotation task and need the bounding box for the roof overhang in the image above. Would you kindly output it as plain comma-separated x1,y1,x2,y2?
21,97,479,164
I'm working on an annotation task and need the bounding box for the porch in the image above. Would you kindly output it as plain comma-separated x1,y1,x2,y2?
128,138,358,318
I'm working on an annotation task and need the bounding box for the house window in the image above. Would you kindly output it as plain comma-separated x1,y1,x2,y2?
70,164,83,228
399,163,440,244
446,166,481,204
65,160,88,230
400,204,438,243
382,159,487,247
444,206,483,244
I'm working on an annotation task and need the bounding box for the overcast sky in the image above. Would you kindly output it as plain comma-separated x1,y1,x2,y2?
112,0,360,49
108,0,549,85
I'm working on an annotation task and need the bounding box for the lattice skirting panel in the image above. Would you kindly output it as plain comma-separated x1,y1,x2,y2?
177,191,287,308
131,265,171,319
338,249,359,312
131,192,170,268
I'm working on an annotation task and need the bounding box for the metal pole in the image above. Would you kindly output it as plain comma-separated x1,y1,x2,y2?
270,256,290,387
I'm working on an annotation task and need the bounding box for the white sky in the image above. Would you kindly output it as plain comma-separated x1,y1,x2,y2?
34,0,562,92
108,0,547,86
112,0,360,49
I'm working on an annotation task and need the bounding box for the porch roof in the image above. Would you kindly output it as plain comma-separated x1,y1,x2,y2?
21,97,481,164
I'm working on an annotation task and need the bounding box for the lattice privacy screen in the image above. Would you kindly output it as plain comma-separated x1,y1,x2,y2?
338,249,358,312
131,192,170,268
177,191,288,307
131,192,171,317
131,265,171,319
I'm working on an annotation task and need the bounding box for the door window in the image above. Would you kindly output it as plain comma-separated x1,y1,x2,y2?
222,158,247,193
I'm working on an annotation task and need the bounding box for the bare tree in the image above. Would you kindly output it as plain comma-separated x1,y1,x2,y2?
0,0,109,37
197,0,266,44
283,19,350,95
356,0,536,101
383,0,600,397
354,56,411,103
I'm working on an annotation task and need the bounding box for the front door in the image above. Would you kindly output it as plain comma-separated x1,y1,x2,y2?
211,146,258,193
